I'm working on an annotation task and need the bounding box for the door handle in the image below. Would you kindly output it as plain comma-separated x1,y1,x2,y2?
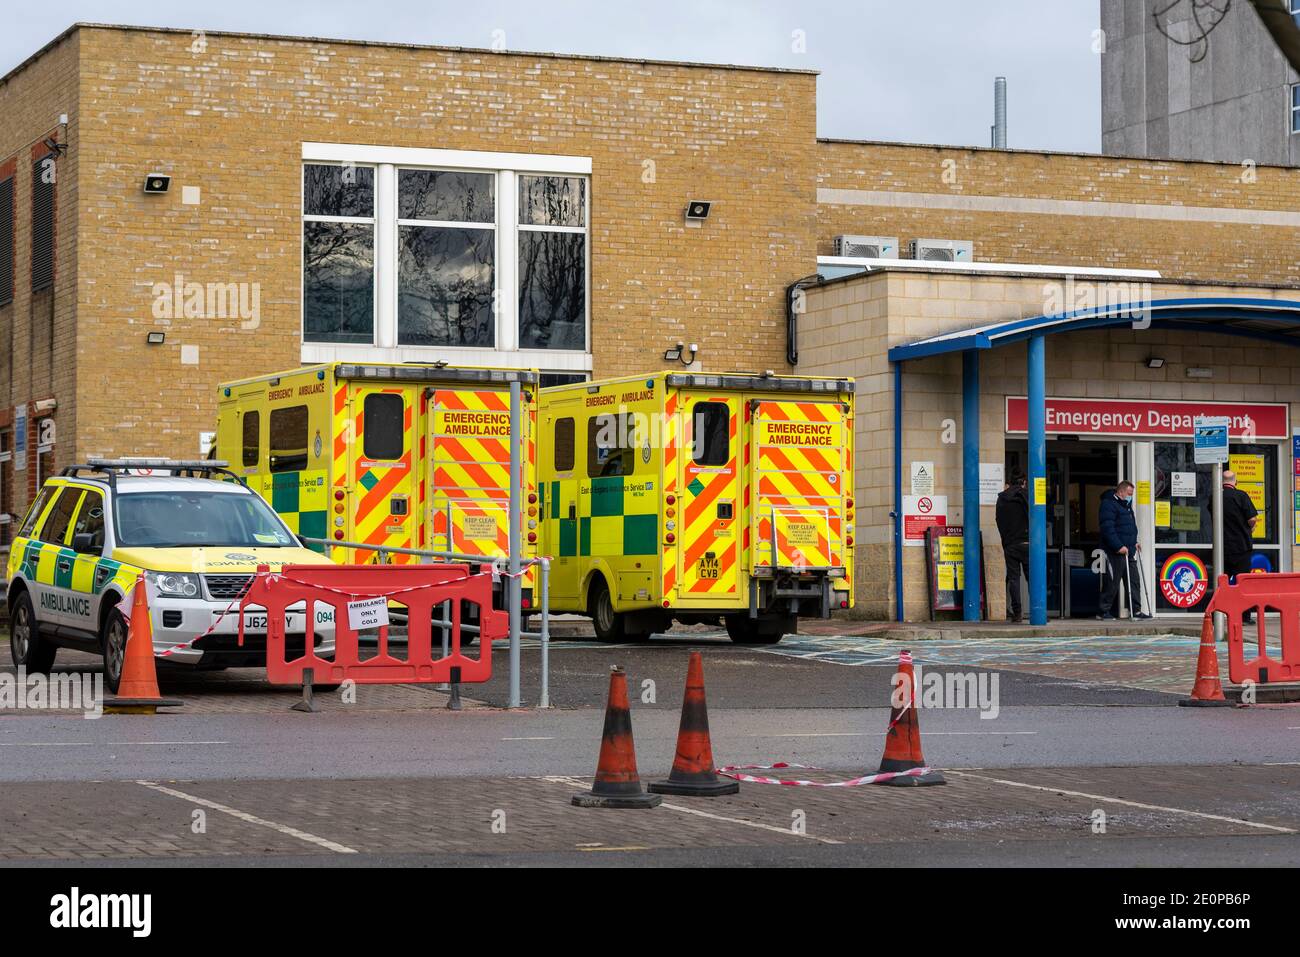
568,504,576,520
57,559,71,571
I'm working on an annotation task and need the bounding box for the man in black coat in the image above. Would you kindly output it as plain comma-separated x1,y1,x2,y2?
1221,469,1259,583
995,471,1029,622
1098,480,1150,620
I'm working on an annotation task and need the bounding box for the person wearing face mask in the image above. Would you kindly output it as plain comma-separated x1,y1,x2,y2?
1097,480,1150,620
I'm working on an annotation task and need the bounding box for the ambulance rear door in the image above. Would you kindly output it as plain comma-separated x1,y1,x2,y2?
347,383,419,557
428,388,513,561
749,398,847,574
675,390,742,606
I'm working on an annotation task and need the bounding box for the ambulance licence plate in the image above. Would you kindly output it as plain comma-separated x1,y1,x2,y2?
698,555,720,580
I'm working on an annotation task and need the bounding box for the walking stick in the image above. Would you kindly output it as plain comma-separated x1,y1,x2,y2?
1123,551,1135,619
1134,552,1151,618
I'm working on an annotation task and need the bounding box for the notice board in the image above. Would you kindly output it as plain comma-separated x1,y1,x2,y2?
924,525,987,620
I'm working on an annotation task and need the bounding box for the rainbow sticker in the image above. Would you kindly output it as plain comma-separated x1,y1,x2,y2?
1160,551,1209,609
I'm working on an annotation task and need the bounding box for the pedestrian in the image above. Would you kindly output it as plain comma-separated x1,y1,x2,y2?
1098,480,1150,620
995,469,1029,622
1220,469,1259,584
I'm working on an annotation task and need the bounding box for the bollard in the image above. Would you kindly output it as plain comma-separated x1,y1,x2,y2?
447,665,463,711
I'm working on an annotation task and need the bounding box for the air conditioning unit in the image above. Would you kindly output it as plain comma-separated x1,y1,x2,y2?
833,234,899,259
908,238,974,262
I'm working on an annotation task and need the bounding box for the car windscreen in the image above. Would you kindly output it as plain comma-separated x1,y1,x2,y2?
115,491,297,548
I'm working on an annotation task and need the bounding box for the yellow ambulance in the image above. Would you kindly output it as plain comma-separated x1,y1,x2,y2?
216,362,539,605
538,371,854,643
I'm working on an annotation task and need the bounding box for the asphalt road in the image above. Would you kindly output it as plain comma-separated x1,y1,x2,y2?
1,632,1297,867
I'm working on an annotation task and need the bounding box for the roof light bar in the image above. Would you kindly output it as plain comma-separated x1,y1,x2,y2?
86,457,231,469
664,374,854,393
335,365,538,385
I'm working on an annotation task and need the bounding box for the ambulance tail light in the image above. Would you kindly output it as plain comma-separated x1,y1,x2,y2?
846,534,854,547
335,490,345,501
666,494,676,506
665,532,675,544
527,532,537,544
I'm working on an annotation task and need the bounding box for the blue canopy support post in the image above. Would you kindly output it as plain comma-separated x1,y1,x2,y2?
1027,334,1048,626
962,350,981,621
893,362,905,622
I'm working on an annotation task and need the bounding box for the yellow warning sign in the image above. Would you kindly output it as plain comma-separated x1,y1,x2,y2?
1155,500,1170,527
1034,477,1047,505
463,515,500,540
938,536,964,563
1229,454,1264,484
1136,480,1151,506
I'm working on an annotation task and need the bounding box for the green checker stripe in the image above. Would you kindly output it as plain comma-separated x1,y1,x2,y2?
590,476,623,517
53,549,76,590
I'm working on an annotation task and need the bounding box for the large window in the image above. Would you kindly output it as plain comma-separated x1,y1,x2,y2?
303,163,375,344
301,148,589,369
1292,83,1300,135
398,169,495,346
518,175,587,350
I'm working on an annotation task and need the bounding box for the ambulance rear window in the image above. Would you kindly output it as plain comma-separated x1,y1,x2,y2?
587,414,636,478
692,403,729,467
363,393,404,460
242,411,259,468
553,418,575,472
269,406,309,473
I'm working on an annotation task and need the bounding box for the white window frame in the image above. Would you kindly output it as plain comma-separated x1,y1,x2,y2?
1292,83,1300,135
301,161,379,347
301,143,592,374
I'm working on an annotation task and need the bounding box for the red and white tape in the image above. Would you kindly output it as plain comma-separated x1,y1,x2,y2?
715,763,935,788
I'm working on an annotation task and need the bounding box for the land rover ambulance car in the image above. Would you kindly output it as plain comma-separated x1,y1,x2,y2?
215,362,538,606
538,371,854,644
5,460,335,692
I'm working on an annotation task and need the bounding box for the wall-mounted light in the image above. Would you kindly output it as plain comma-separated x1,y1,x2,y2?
1186,367,1213,379
664,341,699,365
685,200,712,221
143,174,171,194
1145,357,1165,369
146,331,166,345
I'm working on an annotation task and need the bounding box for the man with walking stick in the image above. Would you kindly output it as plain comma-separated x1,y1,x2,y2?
1098,480,1151,620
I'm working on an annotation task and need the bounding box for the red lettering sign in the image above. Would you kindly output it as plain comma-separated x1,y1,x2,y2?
1005,397,1287,440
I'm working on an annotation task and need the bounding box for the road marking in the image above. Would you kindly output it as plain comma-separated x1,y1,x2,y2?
542,775,842,845
950,771,1298,834
136,781,359,854
502,736,555,741
578,845,650,852
770,731,1037,738
0,741,229,747
0,742,92,747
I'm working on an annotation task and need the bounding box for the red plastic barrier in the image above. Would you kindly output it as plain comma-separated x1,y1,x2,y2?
239,563,505,686
1205,573,1300,685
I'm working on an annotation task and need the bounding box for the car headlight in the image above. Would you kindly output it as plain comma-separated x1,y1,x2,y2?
147,571,201,598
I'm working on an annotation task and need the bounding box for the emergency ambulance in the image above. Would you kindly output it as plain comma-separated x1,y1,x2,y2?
5,460,336,693
215,362,538,605
538,371,854,643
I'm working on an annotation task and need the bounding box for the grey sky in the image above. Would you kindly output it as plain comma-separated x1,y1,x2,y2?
4,1,1103,153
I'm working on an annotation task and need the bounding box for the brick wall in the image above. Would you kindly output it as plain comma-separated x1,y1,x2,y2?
817,140,1300,285
71,25,819,461
0,31,80,520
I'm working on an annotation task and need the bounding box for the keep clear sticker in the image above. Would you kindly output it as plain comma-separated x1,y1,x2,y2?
347,597,389,631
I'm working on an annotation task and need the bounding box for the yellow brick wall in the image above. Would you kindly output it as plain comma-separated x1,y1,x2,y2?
71,25,820,460
817,140,1300,285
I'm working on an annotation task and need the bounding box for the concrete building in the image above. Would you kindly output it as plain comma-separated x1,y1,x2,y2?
1102,0,1300,165
3,23,1300,621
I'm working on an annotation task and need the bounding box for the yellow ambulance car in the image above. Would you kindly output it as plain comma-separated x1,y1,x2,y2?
216,363,539,605
538,371,854,643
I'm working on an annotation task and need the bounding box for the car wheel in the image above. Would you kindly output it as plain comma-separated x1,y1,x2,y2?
588,578,625,643
100,605,130,695
9,592,56,673
725,613,791,645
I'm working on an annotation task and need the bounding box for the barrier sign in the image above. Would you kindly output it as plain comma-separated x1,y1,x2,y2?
347,596,390,630
924,525,985,618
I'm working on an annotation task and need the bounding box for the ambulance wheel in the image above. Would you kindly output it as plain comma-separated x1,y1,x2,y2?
101,605,130,695
9,591,56,673
725,614,791,646
589,578,626,643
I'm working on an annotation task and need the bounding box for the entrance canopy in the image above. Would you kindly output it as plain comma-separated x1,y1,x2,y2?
886,295,1300,626
888,298,1300,362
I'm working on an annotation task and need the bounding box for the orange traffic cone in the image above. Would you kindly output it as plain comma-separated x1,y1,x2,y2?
104,576,182,715
875,649,945,786
649,651,739,797
1178,614,1233,708
572,666,661,808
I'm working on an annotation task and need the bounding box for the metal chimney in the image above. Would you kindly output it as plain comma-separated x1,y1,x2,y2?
991,76,1007,149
